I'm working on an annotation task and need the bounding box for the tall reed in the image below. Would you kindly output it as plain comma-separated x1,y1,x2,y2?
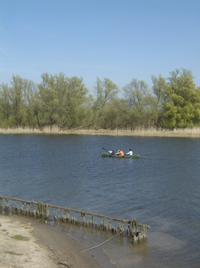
0,126,200,137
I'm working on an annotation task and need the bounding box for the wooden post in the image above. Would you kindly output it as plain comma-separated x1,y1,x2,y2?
105,222,109,232
91,216,94,226
100,221,104,231
16,205,20,214
127,226,130,236
131,219,138,243
62,210,67,222
135,220,138,234
32,204,36,217
38,202,44,218
4,200,9,213
36,203,39,217
132,234,138,243
119,224,124,235
26,203,30,216
103,218,105,227
142,225,147,239
11,204,15,214
81,213,85,226
138,232,143,241
4,200,9,210
66,211,70,221
40,203,43,217
130,218,135,236
20,203,24,214
38,203,41,217
45,204,49,220
41,203,45,218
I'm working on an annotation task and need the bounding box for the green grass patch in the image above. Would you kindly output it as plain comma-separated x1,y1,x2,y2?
9,220,17,223
19,221,28,225
11,235,29,241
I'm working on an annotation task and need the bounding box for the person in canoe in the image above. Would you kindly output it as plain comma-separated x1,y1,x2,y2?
126,149,133,156
116,149,124,156
108,149,114,155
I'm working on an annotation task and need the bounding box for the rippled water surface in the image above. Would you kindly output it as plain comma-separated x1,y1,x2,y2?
0,134,200,267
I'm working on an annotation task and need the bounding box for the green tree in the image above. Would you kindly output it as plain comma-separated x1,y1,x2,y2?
38,73,66,127
38,73,89,128
9,75,27,127
151,74,168,125
22,79,38,127
94,77,119,108
0,77,37,128
121,79,156,128
65,76,89,127
0,83,12,127
160,69,200,128
93,77,119,128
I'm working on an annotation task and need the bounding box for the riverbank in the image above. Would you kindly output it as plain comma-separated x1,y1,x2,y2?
0,214,104,268
1,126,200,138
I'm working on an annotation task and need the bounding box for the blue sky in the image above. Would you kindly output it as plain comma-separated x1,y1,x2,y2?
0,0,199,95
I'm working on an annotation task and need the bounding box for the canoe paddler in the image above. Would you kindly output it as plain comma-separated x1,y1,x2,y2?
126,149,133,155
116,149,124,156
108,149,114,155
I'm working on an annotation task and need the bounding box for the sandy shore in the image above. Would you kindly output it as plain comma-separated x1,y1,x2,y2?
0,214,103,268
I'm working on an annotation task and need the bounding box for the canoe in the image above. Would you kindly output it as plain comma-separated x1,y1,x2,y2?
101,152,140,158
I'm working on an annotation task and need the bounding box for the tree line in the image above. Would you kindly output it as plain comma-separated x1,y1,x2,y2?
0,68,199,130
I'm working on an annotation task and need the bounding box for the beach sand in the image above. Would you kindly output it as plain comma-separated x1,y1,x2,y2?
0,214,104,268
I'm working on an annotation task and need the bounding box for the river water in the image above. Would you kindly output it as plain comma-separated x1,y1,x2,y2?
0,134,200,267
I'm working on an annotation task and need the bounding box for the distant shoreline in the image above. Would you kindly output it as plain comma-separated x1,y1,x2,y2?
1,126,200,138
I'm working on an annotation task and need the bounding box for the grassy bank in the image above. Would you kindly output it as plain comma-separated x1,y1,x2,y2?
1,126,200,138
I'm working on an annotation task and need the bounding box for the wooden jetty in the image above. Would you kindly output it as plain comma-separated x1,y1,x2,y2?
0,195,150,243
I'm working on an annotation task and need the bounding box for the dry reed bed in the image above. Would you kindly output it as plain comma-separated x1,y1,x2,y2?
1,126,200,138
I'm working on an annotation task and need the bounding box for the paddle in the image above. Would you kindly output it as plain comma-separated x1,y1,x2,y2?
102,147,113,157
